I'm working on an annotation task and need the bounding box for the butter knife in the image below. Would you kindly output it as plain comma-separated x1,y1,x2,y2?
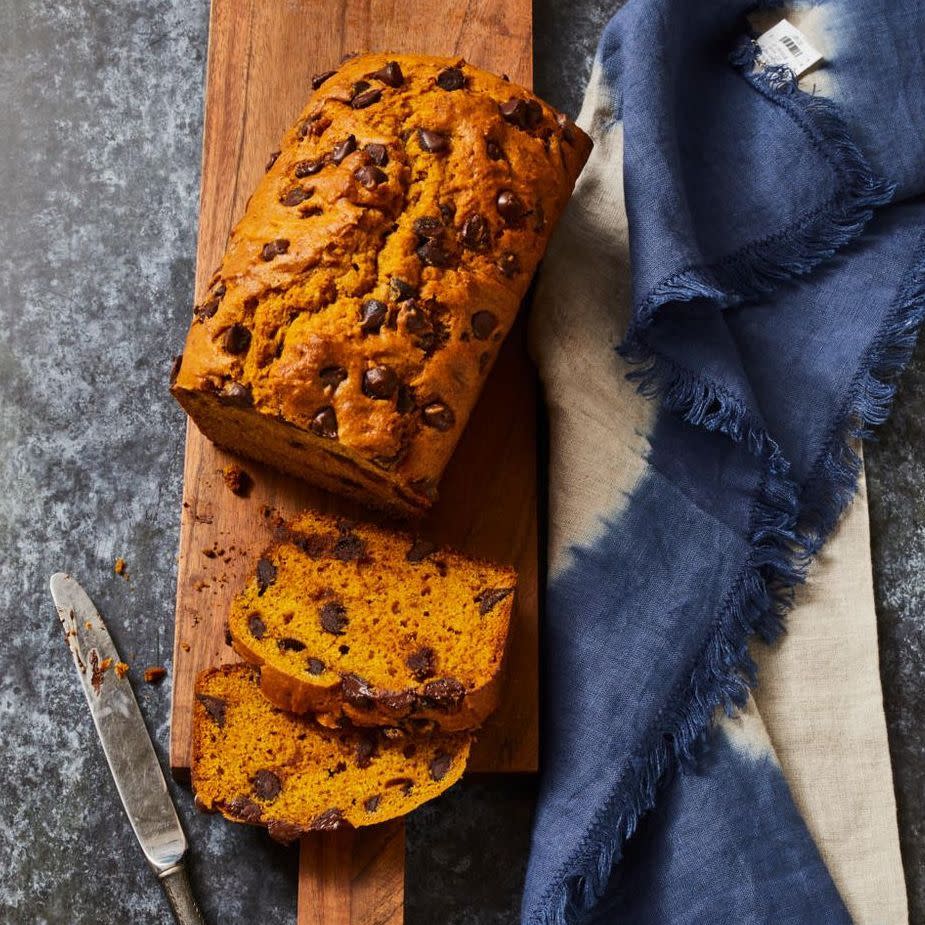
49,572,206,925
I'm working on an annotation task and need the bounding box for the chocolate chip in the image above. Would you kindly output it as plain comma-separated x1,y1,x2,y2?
460,213,490,250
169,354,183,386
223,323,251,355
406,538,436,562
406,646,437,682
261,238,290,261
247,613,266,639
402,302,428,333
293,532,330,557
436,66,465,91
471,310,499,340
310,406,338,439
252,769,282,801
556,110,576,143
367,60,404,87
486,138,504,160
295,157,325,178
333,527,368,561
307,657,326,675
389,278,416,302
421,677,466,711
497,251,521,277
497,190,529,226
418,128,449,153
380,689,417,714
342,673,375,710
364,142,389,166
319,600,348,635
354,164,388,189
280,185,312,206
228,796,264,823
277,637,306,652
256,558,277,594
351,87,382,109
311,69,337,90
265,149,281,171
298,113,331,139
362,366,399,400
500,97,543,130
311,808,348,831
267,820,303,844
319,365,348,389
351,79,371,97
416,239,452,268
195,297,220,321
422,401,455,431
196,694,227,727
219,381,253,406
395,382,417,414
364,794,381,812
355,731,379,769
475,586,514,615
413,216,444,239
439,201,456,224
331,134,357,164
429,752,452,781
358,298,388,334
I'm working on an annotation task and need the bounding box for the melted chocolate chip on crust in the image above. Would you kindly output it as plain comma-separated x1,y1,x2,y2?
267,819,304,845
227,796,264,824
362,366,399,400
196,693,227,728
223,324,251,355
331,134,357,164
429,752,452,782
319,600,348,636
497,252,521,277
500,96,543,130
261,238,290,261
311,70,337,90
354,164,388,189
436,66,466,91
295,157,325,178
422,402,455,431
281,185,312,206
389,277,416,302
416,239,452,268
256,558,278,594
252,769,282,801
413,216,444,239
496,190,529,226
405,538,436,563
351,87,382,109
359,298,388,334
460,213,490,250
406,646,437,682
364,142,389,166
418,128,449,153
475,586,514,615
248,613,267,639
471,310,499,340
310,406,338,439
421,677,466,712
367,60,404,87
311,808,349,831
218,381,253,406
341,673,376,710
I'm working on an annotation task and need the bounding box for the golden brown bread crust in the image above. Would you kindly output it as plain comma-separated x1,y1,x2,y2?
227,510,516,732
172,53,592,514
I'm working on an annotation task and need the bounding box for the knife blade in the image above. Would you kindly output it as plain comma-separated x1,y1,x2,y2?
50,572,206,925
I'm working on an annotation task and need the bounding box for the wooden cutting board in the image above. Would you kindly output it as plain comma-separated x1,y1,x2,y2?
169,1,535,921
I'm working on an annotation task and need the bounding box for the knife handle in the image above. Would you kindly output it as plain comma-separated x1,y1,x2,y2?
159,861,207,925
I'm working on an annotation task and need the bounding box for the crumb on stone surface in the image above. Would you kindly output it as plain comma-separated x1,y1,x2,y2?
114,556,127,577
222,463,252,497
114,661,129,679
143,666,167,684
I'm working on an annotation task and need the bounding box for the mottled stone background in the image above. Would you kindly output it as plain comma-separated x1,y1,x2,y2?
0,1,920,922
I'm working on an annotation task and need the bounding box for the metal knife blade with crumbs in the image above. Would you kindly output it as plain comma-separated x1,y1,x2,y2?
49,572,206,925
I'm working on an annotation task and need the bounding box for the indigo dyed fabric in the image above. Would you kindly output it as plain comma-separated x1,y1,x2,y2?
525,2,919,923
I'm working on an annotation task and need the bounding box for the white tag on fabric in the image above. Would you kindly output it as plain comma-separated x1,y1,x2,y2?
756,19,823,77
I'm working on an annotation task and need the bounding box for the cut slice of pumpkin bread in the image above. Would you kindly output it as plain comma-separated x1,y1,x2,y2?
192,664,470,842
228,509,516,731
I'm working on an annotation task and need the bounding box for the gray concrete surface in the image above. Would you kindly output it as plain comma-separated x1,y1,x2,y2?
0,1,919,922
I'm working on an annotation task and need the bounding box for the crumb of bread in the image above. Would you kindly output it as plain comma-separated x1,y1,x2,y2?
114,662,129,679
114,557,128,577
144,666,168,684
222,464,252,497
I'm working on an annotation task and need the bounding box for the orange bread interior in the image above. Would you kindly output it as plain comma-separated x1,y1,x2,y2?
228,509,516,730
192,664,471,841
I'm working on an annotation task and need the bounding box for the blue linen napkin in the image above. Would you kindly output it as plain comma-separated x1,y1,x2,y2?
524,2,924,922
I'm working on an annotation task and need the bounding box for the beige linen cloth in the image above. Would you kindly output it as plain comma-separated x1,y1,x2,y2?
530,58,908,924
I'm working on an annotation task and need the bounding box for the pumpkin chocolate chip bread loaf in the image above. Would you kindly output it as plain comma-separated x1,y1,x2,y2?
227,510,516,731
171,53,592,515
192,665,470,842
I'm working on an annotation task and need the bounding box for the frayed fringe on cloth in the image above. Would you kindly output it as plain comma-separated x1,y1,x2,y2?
527,39,925,925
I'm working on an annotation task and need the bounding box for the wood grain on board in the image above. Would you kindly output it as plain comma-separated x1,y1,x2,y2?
170,1,534,922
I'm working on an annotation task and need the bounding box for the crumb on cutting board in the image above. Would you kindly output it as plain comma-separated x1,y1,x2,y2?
222,463,252,497
144,666,167,684
114,557,128,577
115,661,129,679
